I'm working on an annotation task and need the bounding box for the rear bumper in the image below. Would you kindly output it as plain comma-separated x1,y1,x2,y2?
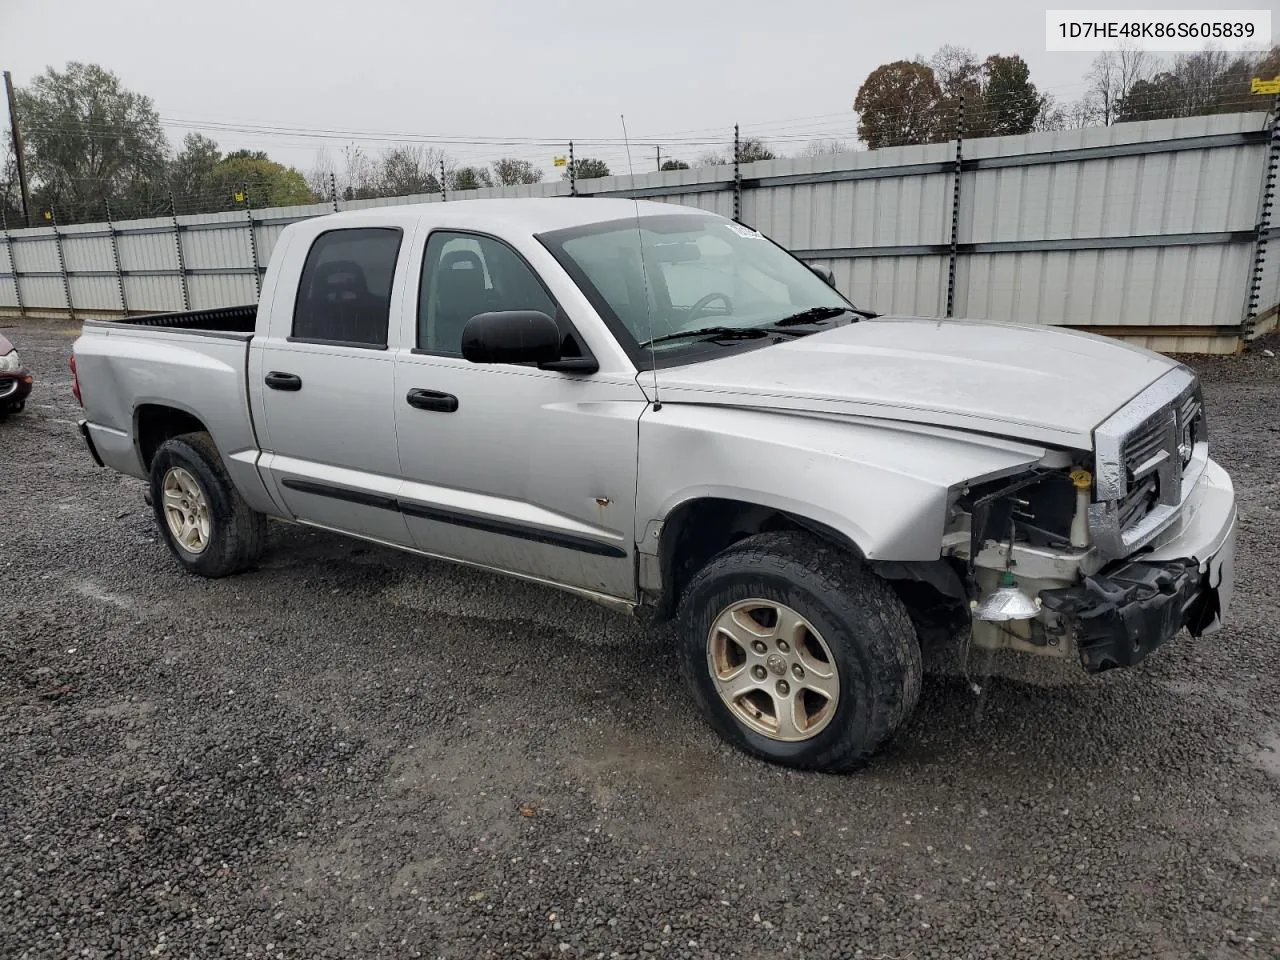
1040,458,1236,672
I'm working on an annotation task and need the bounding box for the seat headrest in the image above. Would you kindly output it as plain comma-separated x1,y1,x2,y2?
436,250,486,294
312,259,370,297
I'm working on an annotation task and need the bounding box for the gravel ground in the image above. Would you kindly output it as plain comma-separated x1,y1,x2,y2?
2,318,1279,960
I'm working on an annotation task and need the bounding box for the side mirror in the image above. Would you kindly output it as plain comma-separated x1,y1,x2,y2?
461,311,562,365
808,263,836,288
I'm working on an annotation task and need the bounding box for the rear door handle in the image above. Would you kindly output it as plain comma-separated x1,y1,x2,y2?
406,388,459,413
265,371,302,391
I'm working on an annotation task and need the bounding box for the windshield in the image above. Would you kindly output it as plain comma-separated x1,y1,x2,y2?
537,214,857,367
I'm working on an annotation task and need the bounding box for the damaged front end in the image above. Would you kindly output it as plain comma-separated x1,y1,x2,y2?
1039,558,1222,673
936,443,1236,675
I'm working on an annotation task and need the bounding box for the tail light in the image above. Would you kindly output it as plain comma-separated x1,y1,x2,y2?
70,353,82,407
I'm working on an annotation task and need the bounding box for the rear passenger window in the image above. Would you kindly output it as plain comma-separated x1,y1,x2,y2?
292,228,403,347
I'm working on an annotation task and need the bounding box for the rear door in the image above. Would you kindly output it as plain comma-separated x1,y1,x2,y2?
252,223,414,546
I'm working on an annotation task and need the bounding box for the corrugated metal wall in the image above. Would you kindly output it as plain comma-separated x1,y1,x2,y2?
2,112,1275,353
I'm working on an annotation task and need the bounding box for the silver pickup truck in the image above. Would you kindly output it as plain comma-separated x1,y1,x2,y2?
71,198,1236,773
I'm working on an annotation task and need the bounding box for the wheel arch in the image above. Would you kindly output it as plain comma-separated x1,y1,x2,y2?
648,495,870,620
134,402,213,472
647,495,971,651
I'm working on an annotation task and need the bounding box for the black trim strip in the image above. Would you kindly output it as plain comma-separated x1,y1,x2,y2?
579,180,732,199
285,336,389,350
744,161,954,190
278,477,628,559
961,231,1256,254
789,230,1256,261
398,501,628,558
77,420,105,468
280,477,398,511
795,244,950,259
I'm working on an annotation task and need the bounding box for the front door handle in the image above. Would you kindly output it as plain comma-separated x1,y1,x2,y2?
406,388,459,413
265,371,302,391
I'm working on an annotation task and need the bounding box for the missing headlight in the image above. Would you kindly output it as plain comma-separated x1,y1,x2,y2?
957,468,1083,567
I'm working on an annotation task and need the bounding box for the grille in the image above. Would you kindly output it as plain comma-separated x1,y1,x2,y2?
1117,384,1203,534
1091,368,1206,558
1119,414,1168,528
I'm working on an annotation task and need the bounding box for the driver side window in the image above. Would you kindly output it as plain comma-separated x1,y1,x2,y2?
418,231,558,355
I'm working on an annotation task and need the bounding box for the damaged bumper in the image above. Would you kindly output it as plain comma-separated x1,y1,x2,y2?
1041,459,1236,673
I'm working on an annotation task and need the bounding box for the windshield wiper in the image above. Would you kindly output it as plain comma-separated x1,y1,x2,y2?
772,305,860,327
638,326,776,348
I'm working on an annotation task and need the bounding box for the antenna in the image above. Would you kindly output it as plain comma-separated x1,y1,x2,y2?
620,113,635,179
622,113,661,411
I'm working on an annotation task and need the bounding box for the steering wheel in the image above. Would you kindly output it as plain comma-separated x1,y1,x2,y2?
686,291,734,324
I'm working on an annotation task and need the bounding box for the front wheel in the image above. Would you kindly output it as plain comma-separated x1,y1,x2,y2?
677,531,921,773
149,431,266,578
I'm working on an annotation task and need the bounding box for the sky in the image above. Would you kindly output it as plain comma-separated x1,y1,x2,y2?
1,0,1275,177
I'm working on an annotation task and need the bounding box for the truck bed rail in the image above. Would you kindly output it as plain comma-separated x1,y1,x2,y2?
93,305,258,334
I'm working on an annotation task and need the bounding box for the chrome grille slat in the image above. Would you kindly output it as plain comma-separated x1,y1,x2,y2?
1125,426,1166,461
1119,477,1157,527
1120,411,1172,520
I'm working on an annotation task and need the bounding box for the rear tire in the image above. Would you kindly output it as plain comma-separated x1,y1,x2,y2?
677,531,921,773
149,431,266,578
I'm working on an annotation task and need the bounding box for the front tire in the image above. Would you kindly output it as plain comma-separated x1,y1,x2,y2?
677,531,921,773
149,431,266,578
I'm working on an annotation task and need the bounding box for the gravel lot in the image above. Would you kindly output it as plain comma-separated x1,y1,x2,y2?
2,317,1279,960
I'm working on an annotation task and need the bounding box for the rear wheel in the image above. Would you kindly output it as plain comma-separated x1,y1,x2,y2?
149,431,266,578
677,531,921,773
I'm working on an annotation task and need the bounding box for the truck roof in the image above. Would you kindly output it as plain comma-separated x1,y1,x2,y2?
308,197,709,235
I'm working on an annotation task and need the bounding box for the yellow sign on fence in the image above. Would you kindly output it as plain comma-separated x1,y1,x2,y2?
1252,76,1280,95
552,155,568,168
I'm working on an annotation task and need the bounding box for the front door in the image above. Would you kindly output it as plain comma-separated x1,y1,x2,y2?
253,225,413,546
392,230,646,600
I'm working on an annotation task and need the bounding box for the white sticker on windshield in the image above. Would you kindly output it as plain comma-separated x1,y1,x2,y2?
723,222,765,240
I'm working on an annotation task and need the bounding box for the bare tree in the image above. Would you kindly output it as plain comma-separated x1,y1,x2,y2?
340,144,377,199
1116,48,1271,121
1087,47,1159,125
930,44,982,97
307,147,338,201
737,137,777,162
800,138,853,157
376,145,444,196
1060,98,1102,129
1031,93,1068,132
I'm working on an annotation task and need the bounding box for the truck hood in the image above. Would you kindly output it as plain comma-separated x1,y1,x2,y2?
650,316,1180,448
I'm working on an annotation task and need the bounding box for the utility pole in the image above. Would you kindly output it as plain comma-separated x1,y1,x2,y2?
3,71,33,227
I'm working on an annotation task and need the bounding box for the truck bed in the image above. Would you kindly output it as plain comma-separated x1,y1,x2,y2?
86,304,258,337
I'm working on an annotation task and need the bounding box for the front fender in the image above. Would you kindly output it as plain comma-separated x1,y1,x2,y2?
636,405,1050,561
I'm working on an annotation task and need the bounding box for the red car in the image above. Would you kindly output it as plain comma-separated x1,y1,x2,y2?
0,332,33,415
